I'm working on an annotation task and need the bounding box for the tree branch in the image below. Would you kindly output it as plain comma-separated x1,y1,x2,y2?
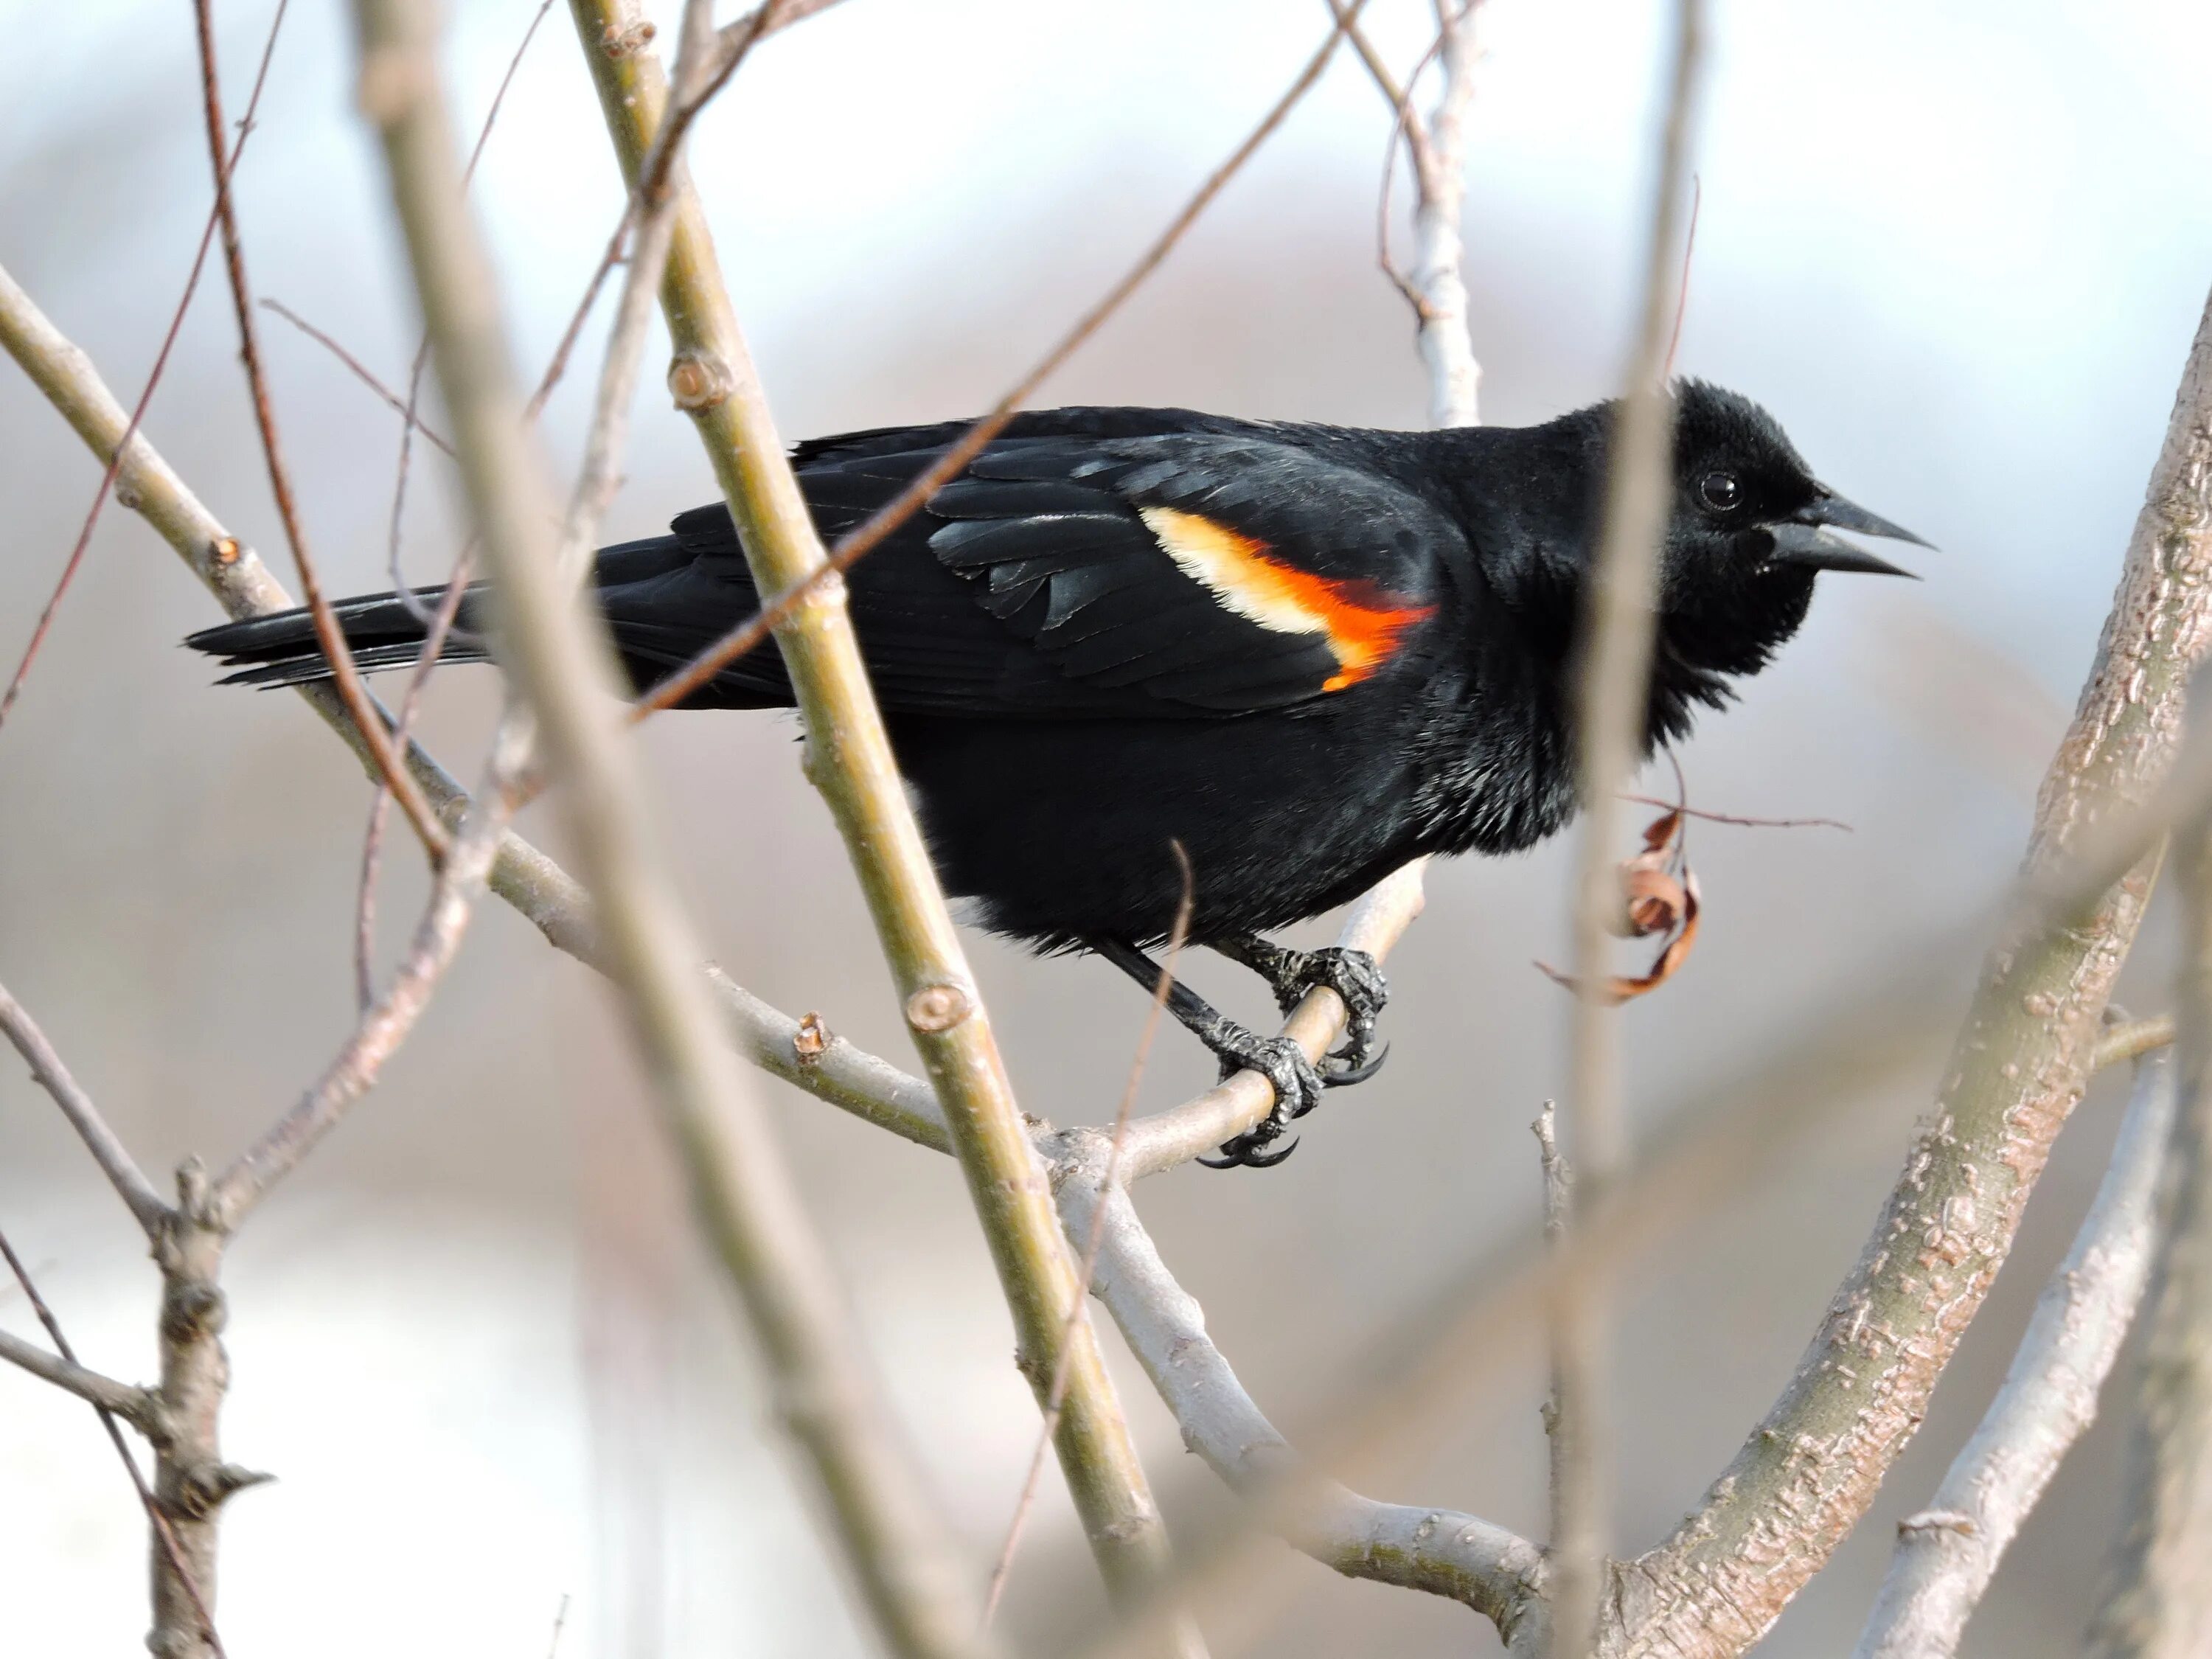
192,0,451,864
1117,860,1428,1177
347,9,992,1657
1856,1053,2174,1659
2087,832,2212,1658
0,979,168,1236
1057,1164,1545,1638
0,256,949,1162
560,2,1192,1635
1624,279,2212,1658
1551,7,1706,1649
0,1324,164,1435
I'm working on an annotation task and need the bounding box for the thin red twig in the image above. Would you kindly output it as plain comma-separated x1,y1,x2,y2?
192,0,451,863
260,299,456,457
0,2,293,737
982,844,1196,1624
630,3,1370,720
1618,793,1851,832
0,1226,226,1659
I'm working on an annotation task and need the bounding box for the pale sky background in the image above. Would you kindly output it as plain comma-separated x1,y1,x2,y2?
3,2,2211,1656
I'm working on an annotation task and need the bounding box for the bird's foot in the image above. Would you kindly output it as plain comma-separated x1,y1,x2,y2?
1260,946,1390,1081
1197,1028,1331,1170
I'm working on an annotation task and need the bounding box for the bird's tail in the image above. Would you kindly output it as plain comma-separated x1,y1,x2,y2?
184,585,493,689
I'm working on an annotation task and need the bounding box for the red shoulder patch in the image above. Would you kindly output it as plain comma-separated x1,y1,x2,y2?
1139,507,1434,690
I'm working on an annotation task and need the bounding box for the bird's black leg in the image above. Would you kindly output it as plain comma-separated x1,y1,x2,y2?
1085,936,1322,1169
1207,936,1389,1083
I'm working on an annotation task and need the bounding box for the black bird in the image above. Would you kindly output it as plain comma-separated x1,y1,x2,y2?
189,381,1926,1166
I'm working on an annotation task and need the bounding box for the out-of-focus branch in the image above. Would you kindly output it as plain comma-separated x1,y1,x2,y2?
192,0,451,864
0,981,168,1237
348,9,992,1658
1627,279,2212,1658
700,0,850,82
2098,1015,2179,1073
1551,6,1706,1652
1857,1053,2174,1659
2088,832,2212,1659
563,6,1192,1638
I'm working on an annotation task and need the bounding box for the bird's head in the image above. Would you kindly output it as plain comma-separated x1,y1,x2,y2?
1654,380,1925,675
1493,380,1929,741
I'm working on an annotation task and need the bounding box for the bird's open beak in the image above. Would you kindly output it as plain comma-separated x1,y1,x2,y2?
1766,490,1932,578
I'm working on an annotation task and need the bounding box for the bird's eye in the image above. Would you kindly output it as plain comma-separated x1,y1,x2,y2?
1698,470,1742,512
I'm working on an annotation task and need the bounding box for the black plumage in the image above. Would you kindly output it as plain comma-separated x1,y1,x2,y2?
189,381,1925,1165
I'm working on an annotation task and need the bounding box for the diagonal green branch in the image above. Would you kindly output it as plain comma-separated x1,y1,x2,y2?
560,1,1194,1635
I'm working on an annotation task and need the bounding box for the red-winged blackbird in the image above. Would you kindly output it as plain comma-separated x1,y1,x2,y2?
191,380,1924,1165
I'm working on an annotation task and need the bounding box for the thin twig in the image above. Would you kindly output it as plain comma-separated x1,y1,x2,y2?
625,1,1371,720
0,1227,223,1657
0,1,291,737
214,726,521,1224
1856,1051,2174,1659
193,0,451,864
984,847,1194,1624
260,298,457,456
2087,830,2212,1658
0,980,167,1235
1617,793,1848,832
354,554,475,1009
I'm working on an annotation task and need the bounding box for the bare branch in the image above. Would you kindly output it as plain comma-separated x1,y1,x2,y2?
2088,835,2212,1658
2098,1016,2179,1073
0,1,290,737
260,298,457,456
1058,1169,1544,1635
192,0,452,865
213,727,520,1223
0,260,948,1169
0,980,167,1236
1117,859,1428,1178
1548,7,1709,1644
348,8,995,1657
0,1325,162,1433
1857,1052,2174,1659
1627,277,2212,1659
0,1225,225,1658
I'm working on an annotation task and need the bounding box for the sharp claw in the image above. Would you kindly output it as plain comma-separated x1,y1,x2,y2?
1200,1133,1300,1169
1322,1040,1390,1087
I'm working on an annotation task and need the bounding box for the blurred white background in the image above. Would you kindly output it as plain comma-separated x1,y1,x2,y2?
3,1,2211,1654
